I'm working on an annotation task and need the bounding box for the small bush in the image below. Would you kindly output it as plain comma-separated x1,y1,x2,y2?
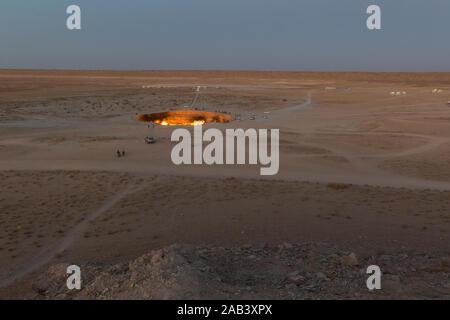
327,182,351,190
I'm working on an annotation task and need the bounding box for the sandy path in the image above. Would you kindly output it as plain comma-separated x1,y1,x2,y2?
0,181,147,288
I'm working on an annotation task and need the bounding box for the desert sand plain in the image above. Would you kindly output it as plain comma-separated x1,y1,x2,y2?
0,70,449,299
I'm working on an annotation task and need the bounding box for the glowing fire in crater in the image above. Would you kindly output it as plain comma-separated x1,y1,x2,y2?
137,110,231,126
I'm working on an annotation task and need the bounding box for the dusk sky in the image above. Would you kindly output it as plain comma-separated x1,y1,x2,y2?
1,0,449,71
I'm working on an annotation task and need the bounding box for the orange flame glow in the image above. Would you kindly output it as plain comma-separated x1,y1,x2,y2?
137,110,231,126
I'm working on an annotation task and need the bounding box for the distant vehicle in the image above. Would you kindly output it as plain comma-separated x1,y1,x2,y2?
145,136,155,144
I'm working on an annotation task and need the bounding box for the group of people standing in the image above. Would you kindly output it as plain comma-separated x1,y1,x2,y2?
117,150,126,158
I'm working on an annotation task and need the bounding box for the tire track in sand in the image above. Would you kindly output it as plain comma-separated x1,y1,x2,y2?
0,180,148,288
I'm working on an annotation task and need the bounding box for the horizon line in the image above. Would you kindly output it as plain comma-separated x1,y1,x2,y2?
1,68,449,74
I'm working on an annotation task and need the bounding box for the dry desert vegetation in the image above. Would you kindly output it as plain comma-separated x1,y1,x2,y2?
0,70,449,299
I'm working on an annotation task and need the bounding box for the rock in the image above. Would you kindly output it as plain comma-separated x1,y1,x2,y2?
285,283,297,291
340,253,359,266
288,275,304,285
56,293,69,300
28,242,447,300
316,272,327,280
287,271,304,285
303,284,315,291
288,270,300,277
326,269,337,279
32,263,68,296
283,242,293,249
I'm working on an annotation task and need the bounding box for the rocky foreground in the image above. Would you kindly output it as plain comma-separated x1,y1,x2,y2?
33,243,449,300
